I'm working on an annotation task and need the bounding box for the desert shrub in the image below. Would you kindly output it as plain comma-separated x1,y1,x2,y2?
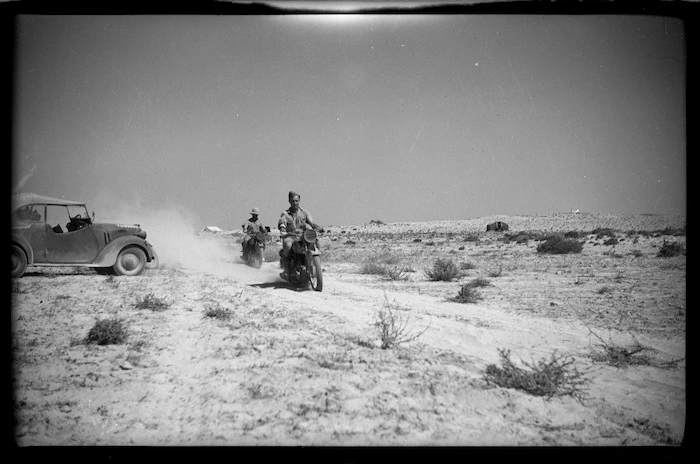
603,237,619,246
344,240,357,245
451,283,483,303
425,258,460,281
629,249,644,258
204,303,232,320
584,328,680,369
659,226,686,237
369,219,385,225
657,241,685,257
134,293,170,311
483,348,589,404
589,338,653,368
360,261,409,280
360,261,387,275
597,286,613,294
376,250,403,265
502,232,532,244
564,230,582,239
84,318,128,345
459,261,477,271
374,296,430,349
537,236,583,254
468,277,491,288
383,265,409,281
424,241,436,246
592,228,617,239
488,267,503,278
464,234,480,242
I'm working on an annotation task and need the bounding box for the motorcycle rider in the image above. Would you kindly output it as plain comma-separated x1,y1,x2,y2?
278,191,323,280
241,207,266,260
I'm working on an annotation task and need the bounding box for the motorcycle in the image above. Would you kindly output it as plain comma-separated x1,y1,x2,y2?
241,228,270,269
279,228,323,291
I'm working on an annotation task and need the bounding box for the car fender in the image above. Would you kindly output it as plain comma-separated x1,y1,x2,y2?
11,234,35,264
92,236,153,267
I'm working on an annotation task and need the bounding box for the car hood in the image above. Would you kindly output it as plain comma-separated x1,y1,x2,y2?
92,222,147,240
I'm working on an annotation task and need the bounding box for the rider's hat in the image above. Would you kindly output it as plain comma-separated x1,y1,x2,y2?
251,207,260,215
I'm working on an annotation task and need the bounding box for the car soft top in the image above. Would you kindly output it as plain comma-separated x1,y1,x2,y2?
12,193,86,211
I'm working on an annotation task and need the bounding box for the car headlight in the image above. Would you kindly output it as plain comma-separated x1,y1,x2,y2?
136,230,147,239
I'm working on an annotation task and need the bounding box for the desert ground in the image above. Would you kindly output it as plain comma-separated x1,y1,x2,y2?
10,213,686,446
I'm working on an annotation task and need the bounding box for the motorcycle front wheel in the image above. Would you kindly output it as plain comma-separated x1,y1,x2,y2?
308,255,323,292
250,246,263,269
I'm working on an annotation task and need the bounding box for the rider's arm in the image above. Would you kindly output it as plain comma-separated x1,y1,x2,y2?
278,213,288,236
305,211,322,231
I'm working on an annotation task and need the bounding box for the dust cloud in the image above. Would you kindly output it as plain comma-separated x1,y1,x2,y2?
96,200,236,273
94,198,282,283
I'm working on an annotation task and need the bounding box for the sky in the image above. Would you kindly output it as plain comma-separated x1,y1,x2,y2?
11,11,686,230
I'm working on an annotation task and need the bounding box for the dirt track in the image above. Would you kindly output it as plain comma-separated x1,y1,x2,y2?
11,214,686,446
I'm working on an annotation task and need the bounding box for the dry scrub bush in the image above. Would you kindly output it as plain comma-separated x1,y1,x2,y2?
460,261,477,271
134,293,170,311
483,348,589,404
451,278,489,303
657,241,685,257
488,266,503,278
592,228,618,239
586,327,681,369
374,296,430,349
537,236,583,254
204,302,233,320
597,286,613,295
360,261,409,280
425,257,460,281
84,318,128,345
500,232,533,244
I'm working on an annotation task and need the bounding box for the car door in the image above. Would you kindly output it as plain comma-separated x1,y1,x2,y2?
45,205,101,263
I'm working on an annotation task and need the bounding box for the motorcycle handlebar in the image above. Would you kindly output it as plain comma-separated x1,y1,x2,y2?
280,228,324,238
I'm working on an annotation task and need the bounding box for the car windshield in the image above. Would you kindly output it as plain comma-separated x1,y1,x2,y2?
67,205,90,220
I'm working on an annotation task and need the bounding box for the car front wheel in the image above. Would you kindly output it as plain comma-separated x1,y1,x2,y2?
113,246,147,276
146,249,159,270
11,245,27,279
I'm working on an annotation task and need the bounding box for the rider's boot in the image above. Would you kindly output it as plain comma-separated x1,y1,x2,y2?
279,258,290,280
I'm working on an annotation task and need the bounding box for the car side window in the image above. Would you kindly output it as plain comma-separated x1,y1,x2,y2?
11,204,44,224
46,205,70,234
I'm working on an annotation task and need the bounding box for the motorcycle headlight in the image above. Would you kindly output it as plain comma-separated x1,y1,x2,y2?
303,229,317,243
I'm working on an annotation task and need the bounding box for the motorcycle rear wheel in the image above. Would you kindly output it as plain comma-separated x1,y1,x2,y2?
308,255,323,292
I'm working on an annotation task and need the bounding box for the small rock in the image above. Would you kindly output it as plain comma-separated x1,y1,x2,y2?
120,361,134,370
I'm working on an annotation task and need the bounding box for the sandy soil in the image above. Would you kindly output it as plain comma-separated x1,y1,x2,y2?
11,213,686,446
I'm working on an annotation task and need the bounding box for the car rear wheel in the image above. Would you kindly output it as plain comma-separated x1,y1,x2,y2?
113,246,147,276
11,245,27,279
